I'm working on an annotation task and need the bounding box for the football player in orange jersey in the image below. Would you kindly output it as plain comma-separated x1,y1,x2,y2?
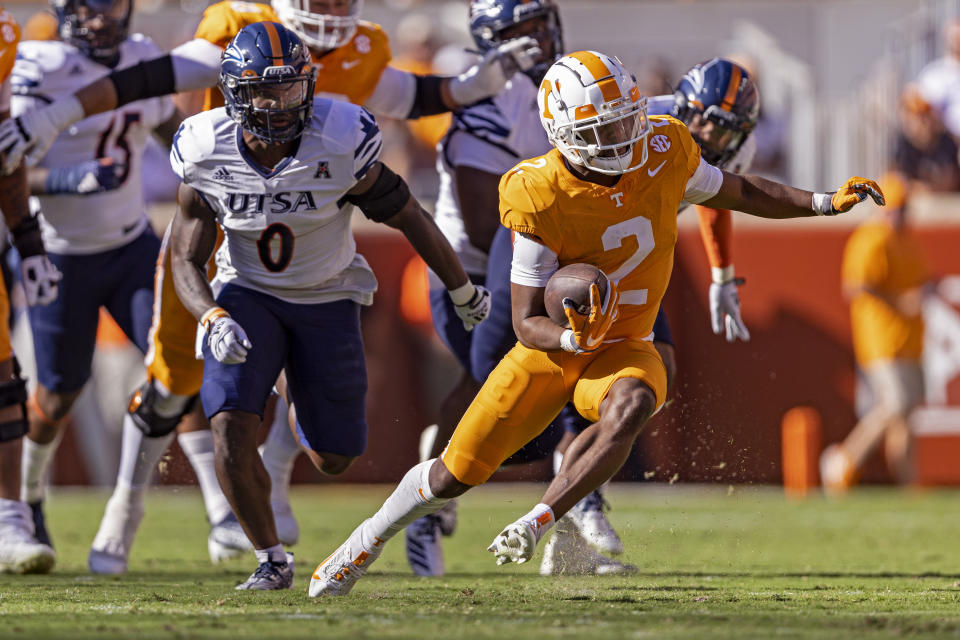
309,50,884,596
0,0,520,571
0,6,61,574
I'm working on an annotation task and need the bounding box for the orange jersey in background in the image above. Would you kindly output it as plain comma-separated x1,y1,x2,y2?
842,220,928,365
499,116,702,342
194,1,390,110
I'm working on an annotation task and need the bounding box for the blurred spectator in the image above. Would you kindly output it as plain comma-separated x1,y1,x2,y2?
22,11,57,42
917,19,960,139
821,173,930,493
892,84,960,193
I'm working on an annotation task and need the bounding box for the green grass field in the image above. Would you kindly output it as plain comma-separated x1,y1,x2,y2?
2,484,960,639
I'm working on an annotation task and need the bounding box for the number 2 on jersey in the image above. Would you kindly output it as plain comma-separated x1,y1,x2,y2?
601,216,654,306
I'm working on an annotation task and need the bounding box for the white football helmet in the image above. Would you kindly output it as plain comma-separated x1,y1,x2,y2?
538,51,651,175
272,0,362,50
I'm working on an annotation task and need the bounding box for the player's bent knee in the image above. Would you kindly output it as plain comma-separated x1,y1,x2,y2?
303,449,355,475
0,359,27,442
601,379,657,439
32,386,81,424
128,380,196,438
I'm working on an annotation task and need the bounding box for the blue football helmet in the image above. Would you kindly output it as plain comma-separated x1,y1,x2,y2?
672,58,759,168
469,0,563,84
219,22,317,144
51,0,131,67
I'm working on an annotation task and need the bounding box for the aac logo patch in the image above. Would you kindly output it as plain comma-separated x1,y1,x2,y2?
650,134,671,153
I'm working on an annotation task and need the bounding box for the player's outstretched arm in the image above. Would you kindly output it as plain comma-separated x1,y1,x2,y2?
366,37,542,119
702,173,885,219
0,41,218,175
345,161,491,330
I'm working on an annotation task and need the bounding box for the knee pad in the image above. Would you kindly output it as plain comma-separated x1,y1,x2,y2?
0,357,27,443
128,380,196,438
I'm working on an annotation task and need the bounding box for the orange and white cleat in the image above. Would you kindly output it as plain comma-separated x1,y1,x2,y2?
309,521,383,597
820,444,858,496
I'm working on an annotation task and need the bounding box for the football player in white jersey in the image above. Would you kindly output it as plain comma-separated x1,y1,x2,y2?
11,0,181,560
0,7,60,576
0,0,540,570
169,22,490,591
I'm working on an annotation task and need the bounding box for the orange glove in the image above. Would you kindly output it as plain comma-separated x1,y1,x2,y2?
561,280,620,353
813,176,885,215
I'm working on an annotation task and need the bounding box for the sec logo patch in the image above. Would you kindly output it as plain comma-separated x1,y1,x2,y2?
650,134,671,153
355,35,371,54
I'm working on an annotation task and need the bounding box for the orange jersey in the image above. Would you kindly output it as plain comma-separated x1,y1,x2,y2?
499,115,702,341
0,8,20,85
842,220,928,364
195,1,390,110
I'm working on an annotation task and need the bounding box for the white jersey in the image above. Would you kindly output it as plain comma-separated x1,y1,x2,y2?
170,98,381,306
11,36,174,254
433,73,549,278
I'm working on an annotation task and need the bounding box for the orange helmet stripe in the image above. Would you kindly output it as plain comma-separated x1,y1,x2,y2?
263,22,284,61
569,51,621,103
720,65,742,112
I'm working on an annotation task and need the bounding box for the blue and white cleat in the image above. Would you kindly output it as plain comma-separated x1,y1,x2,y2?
0,500,55,574
235,552,294,590
309,522,383,597
208,512,254,563
487,520,538,566
405,514,444,576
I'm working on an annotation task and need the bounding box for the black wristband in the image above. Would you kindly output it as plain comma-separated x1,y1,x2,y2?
407,75,448,119
109,55,177,108
10,216,44,258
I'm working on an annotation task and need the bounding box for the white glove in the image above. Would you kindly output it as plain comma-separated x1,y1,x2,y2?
450,283,491,331
20,255,61,306
709,269,749,343
0,96,85,175
208,315,252,364
448,36,542,106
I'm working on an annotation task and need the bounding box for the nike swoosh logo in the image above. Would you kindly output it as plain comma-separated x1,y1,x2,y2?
647,160,667,177
342,59,361,70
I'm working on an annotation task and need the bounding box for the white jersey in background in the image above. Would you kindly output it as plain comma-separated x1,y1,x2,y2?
170,98,380,306
433,73,549,279
11,36,174,254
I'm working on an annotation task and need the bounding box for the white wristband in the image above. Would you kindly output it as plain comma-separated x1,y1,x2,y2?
448,282,475,306
711,265,735,284
812,192,833,216
560,329,579,352
49,94,86,130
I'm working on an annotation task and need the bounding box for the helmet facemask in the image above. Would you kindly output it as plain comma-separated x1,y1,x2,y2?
221,71,317,144
555,93,650,175
54,0,130,67
273,0,362,51
683,106,747,166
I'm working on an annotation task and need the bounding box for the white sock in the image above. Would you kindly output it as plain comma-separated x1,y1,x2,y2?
360,459,449,549
20,437,58,503
178,430,232,525
254,544,287,564
552,451,563,476
519,503,556,543
259,396,299,512
116,414,174,491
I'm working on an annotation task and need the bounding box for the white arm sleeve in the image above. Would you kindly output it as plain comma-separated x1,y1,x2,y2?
511,232,559,288
363,66,417,120
682,157,724,205
170,38,223,92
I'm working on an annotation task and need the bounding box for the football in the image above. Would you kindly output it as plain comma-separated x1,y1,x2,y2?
543,263,609,327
